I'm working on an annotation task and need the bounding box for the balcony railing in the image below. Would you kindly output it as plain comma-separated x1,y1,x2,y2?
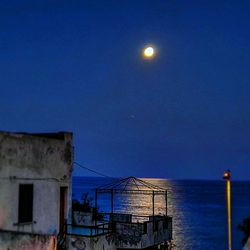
66,222,113,237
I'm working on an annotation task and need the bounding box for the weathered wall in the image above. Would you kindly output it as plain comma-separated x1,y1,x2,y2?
66,234,116,250
72,212,94,226
115,218,172,249
115,223,143,248
0,132,72,178
0,180,61,234
141,220,171,248
0,230,56,250
244,238,250,250
0,131,73,235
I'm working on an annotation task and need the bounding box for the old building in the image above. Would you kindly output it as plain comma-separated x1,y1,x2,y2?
0,131,73,250
66,177,173,250
0,131,173,250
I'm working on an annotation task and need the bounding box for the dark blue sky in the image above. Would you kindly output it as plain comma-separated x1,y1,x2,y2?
1,0,250,179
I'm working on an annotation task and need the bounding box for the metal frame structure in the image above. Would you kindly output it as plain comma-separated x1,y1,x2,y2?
95,176,168,219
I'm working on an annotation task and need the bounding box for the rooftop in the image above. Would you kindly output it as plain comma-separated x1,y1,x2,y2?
0,131,72,141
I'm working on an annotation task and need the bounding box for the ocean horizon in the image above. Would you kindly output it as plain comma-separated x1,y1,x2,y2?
73,176,250,249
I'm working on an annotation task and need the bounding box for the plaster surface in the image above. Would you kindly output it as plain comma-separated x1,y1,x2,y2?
0,131,73,236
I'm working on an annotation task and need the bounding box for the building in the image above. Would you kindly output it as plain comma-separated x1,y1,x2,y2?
0,131,173,250
66,177,173,250
244,239,250,250
0,131,73,250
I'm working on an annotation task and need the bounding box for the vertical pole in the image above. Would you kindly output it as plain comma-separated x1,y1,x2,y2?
95,189,98,210
223,170,232,250
111,189,114,221
165,190,168,217
152,191,155,217
95,190,98,226
227,179,232,250
152,191,155,231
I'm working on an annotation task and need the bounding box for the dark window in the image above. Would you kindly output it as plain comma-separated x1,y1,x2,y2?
163,217,168,229
143,222,147,234
153,220,159,232
18,184,33,223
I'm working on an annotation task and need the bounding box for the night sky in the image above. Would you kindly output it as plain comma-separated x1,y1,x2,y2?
1,0,250,179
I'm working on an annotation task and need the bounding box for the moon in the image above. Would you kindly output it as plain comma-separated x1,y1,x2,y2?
143,46,155,59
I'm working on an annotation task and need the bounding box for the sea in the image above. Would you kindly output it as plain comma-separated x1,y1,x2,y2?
73,176,250,250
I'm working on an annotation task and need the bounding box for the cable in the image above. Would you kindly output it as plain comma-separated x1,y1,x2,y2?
73,162,110,178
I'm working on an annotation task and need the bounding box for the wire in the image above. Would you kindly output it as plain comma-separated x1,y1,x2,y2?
73,162,110,178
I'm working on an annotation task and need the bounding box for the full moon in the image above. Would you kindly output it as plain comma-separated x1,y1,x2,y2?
143,46,155,59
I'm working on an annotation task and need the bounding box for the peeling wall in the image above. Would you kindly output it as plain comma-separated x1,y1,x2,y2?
0,230,56,250
115,218,172,249
141,220,171,249
0,131,73,236
72,212,94,226
244,238,250,250
115,223,143,248
67,218,172,250
66,234,116,250
0,132,73,178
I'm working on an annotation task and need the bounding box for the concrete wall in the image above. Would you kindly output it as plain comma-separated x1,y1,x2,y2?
0,230,57,250
115,223,143,248
72,212,94,226
141,220,171,248
115,217,172,249
66,234,116,250
244,238,250,250
0,131,73,236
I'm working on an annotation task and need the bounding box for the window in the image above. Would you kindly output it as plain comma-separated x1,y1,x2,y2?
59,187,68,231
143,222,147,234
18,184,33,223
163,217,168,229
153,220,159,232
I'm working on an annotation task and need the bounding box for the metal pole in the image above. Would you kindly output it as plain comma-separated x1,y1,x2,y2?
223,170,232,250
152,191,155,231
165,190,168,217
152,191,155,217
95,189,98,210
111,189,114,220
95,190,98,226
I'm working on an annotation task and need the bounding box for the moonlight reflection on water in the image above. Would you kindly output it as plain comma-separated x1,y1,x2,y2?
73,177,250,249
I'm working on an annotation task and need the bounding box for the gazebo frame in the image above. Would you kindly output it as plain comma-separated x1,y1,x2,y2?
95,176,168,220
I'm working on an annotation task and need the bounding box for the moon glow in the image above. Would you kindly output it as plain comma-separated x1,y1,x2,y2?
143,46,155,59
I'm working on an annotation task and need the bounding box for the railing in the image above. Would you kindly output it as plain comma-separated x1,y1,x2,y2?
98,212,152,223
113,215,172,235
67,213,172,239
66,222,113,237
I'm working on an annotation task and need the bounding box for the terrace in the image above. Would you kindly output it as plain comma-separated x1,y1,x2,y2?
65,177,173,250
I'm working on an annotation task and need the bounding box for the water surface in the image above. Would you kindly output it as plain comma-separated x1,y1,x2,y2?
73,177,250,249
